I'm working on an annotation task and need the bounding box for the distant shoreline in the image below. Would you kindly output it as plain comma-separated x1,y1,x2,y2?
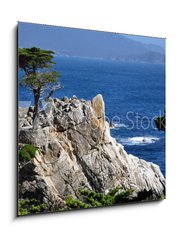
54,54,165,65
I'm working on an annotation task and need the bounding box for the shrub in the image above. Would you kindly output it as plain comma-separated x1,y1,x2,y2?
66,196,89,209
19,144,38,161
18,198,46,216
65,187,133,210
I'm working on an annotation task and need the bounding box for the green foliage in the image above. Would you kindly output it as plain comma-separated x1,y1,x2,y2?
18,198,46,216
21,71,60,90
19,47,55,74
114,189,133,202
65,187,133,210
160,195,166,200
66,196,90,209
19,47,61,124
19,144,38,161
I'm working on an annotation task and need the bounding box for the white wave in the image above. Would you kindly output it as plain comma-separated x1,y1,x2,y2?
119,136,159,145
110,123,127,129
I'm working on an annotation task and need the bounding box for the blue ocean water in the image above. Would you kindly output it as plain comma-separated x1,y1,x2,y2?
19,56,165,175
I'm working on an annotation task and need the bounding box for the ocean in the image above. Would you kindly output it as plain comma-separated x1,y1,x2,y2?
19,56,165,176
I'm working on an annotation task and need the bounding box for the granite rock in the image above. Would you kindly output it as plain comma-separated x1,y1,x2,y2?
18,94,165,210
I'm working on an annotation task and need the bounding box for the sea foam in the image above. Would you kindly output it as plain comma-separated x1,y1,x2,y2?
119,136,159,145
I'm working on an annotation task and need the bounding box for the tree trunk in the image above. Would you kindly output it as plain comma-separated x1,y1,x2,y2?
33,88,41,129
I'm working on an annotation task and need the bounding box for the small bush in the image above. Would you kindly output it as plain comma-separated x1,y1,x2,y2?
19,144,38,161
107,186,120,196
65,187,133,210
66,196,89,209
18,198,46,216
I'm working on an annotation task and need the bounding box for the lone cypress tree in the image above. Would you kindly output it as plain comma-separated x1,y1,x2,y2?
19,47,62,128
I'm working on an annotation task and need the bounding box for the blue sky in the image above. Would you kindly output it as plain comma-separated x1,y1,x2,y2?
18,22,165,56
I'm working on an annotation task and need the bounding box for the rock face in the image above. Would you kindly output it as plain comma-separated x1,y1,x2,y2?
154,115,165,131
18,94,165,210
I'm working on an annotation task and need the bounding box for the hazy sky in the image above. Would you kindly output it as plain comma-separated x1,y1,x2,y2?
125,34,165,48
18,22,165,53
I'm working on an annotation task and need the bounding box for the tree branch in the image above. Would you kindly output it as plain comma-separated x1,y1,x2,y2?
39,83,63,105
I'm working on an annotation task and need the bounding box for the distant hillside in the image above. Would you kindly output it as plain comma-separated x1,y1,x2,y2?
55,31,165,64
114,51,165,64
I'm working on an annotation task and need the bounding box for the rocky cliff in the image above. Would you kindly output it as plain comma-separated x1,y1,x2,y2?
18,94,165,211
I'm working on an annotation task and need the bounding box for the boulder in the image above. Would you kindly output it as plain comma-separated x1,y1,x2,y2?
19,128,49,147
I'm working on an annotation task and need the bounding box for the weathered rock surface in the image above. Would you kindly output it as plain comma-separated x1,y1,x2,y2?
18,94,165,210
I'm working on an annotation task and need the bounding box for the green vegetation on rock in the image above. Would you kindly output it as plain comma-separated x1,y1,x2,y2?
18,198,46,216
66,196,90,209
65,187,133,209
19,144,38,161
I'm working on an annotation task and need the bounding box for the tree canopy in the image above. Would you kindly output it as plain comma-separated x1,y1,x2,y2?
19,47,55,74
21,71,60,90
